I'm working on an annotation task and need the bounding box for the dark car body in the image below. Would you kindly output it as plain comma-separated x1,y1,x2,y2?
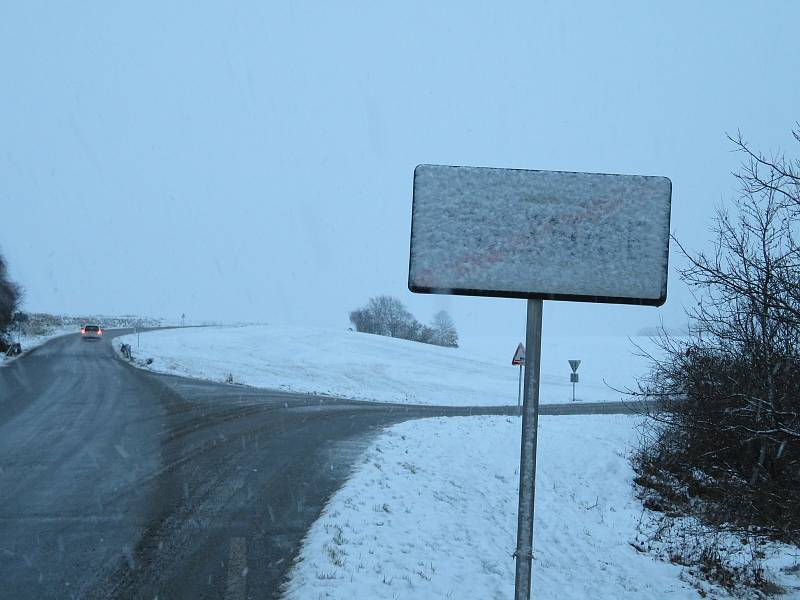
80,325,103,340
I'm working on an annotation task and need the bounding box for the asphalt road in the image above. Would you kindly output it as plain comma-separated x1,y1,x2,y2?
0,331,645,599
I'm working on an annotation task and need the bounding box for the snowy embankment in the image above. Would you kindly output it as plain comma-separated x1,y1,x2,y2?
115,325,663,406
283,415,798,599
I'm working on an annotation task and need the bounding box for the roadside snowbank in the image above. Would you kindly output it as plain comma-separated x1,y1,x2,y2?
0,327,75,365
283,415,797,599
115,325,662,406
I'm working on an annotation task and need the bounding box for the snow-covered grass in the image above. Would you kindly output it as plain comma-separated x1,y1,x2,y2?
0,326,75,365
115,325,664,406
283,415,799,599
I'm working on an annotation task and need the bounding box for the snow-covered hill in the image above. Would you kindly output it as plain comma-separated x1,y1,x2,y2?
116,325,665,406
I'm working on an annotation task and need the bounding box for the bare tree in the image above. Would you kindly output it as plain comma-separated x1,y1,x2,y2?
635,127,800,546
430,310,459,348
349,297,460,347
0,253,22,349
348,307,379,335
349,296,420,339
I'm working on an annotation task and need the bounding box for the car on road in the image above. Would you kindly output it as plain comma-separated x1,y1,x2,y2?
80,325,103,340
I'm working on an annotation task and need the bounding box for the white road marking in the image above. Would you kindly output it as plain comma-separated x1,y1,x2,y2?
224,537,248,600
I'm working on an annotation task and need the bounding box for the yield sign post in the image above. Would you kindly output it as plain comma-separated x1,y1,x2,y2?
512,343,526,415
568,360,581,402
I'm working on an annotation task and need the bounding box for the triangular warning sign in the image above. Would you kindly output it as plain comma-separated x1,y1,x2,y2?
512,343,526,365
568,359,581,372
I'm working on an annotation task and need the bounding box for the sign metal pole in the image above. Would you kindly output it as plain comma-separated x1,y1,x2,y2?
517,363,523,416
514,299,543,600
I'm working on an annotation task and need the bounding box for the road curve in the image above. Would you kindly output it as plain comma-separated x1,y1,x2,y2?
0,331,645,599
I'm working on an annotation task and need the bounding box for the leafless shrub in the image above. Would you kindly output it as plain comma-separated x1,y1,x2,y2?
0,253,22,350
633,127,800,591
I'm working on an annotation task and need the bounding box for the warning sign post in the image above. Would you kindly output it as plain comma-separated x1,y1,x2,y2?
512,343,525,414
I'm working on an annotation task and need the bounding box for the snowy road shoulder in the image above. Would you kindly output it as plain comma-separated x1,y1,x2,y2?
1,327,75,365
282,414,719,600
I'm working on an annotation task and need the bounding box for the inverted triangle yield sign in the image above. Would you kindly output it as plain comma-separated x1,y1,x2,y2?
512,343,526,365
568,359,581,373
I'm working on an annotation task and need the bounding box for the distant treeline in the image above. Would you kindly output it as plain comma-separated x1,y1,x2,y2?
349,295,458,348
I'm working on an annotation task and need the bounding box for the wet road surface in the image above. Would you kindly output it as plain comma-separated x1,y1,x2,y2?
0,330,644,599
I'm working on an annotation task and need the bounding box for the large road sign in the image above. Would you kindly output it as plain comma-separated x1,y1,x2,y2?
409,164,672,305
408,164,671,600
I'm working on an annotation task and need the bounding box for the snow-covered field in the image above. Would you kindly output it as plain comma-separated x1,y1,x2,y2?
115,325,663,406
283,415,799,599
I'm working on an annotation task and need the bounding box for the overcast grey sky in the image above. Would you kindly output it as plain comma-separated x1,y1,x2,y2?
2,1,799,356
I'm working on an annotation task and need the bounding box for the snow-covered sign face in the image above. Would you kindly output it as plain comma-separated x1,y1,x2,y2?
408,165,672,306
